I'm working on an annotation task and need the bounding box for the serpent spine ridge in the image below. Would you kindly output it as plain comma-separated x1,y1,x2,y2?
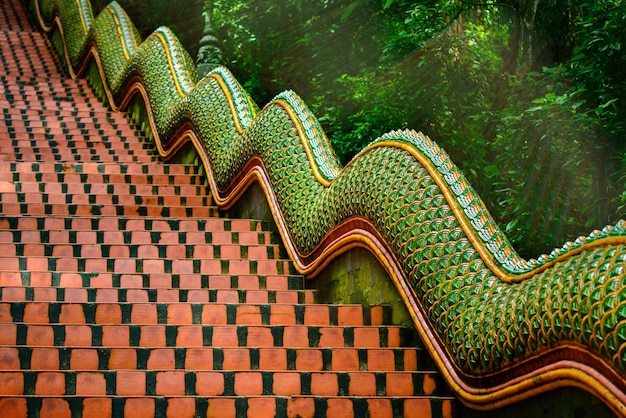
31,0,626,414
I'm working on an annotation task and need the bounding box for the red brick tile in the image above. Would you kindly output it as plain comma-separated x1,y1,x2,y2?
166,398,196,418
259,348,287,370
286,398,315,418
40,398,72,418
222,349,250,370
70,349,99,370
354,327,380,348
275,291,298,304
386,373,414,396
147,349,175,370
33,288,57,302
367,350,395,371
202,305,227,324
196,372,224,396
65,325,92,346
186,290,209,302
310,373,338,396
83,398,112,418
423,373,437,395
124,398,155,418
26,325,55,346
140,326,166,347
0,348,19,369
246,398,277,418
101,325,129,346
236,305,262,325
108,349,137,370
59,305,86,324
0,324,16,344
244,327,274,347
326,399,354,418
362,399,392,418
130,305,157,324
348,372,376,396
283,327,309,348
266,276,289,290
216,290,239,303
403,399,431,418
295,349,322,371
245,290,268,304
0,372,24,395
31,348,60,370
143,260,165,274
64,288,88,303
117,371,146,396
234,372,263,395
269,305,295,325
273,372,301,395
76,372,106,395
185,348,213,370
207,399,235,418
35,372,66,395
1,287,26,302
0,398,28,418
96,304,122,324
155,371,185,395
176,326,203,347
167,305,192,324
318,328,344,348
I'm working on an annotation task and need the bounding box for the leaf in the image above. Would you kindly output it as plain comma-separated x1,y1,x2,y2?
383,0,394,9
341,0,360,22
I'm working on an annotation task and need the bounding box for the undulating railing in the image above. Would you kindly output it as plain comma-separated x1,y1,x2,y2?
30,0,626,414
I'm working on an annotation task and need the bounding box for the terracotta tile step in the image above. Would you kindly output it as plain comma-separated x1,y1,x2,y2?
1,225,272,244
0,256,294,276
3,242,282,261
2,106,130,122
0,146,158,158
1,152,159,163
0,217,269,236
2,171,204,186
0,161,202,175
0,395,457,417
0,370,447,398
0,285,313,304
0,272,306,291
0,195,214,210
0,345,426,373
0,139,155,153
6,180,206,195
0,323,407,348
1,186,210,203
0,203,215,219
0,302,395,328
1,229,272,247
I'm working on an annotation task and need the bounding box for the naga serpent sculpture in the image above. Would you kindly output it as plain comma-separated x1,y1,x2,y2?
29,0,626,414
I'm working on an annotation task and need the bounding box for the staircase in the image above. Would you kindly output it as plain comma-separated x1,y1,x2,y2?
0,1,457,416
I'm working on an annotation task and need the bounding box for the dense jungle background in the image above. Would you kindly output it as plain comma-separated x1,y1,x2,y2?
91,0,625,258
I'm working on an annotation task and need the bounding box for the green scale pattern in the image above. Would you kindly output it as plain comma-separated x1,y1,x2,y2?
30,0,626,409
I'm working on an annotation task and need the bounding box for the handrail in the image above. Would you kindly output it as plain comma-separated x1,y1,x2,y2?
30,0,626,414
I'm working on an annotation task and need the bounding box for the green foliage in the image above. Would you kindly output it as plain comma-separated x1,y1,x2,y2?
90,0,625,258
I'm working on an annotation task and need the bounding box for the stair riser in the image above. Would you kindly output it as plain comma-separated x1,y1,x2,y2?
0,396,456,418
0,346,428,373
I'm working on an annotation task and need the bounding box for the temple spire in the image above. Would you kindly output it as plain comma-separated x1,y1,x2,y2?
196,0,222,77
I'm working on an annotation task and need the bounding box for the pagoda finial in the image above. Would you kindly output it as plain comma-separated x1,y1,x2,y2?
196,0,222,77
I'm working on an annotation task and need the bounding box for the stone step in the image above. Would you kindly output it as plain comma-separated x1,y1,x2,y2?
0,272,306,291
0,161,203,175
0,395,457,417
0,302,397,327
0,256,294,276
0,227,273,246
0,323,408,348
0,152,159,163
0,287,314,304
0,370,448,398
0,345,427,373
0,202,215,217
0,171,204,186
